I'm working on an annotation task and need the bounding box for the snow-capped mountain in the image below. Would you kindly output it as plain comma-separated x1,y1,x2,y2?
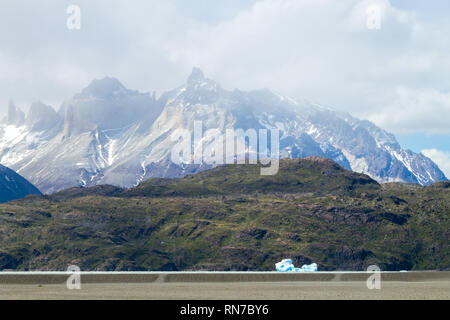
0,164,41,203
0,68,446,193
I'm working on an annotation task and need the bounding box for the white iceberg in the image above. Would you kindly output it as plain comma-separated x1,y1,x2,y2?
275,259,317,272
275,259,294,272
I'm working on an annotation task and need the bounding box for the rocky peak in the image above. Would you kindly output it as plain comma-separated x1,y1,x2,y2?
25,102,62,132
59,77,160,136
169,68,223,106
187,67,206,86
75,77,132,99
7,100,25,126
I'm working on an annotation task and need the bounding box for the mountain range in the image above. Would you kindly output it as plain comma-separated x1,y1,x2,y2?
0,68,447,194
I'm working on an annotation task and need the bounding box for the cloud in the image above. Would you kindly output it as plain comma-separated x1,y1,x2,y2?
165,0,450,135
421,149,450,178
0,0,194,111
368,88,450,134
0,0,449,138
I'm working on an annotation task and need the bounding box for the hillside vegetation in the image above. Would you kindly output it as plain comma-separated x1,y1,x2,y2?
0,157,448,271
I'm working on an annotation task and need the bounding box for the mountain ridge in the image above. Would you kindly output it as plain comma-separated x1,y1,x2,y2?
0,158,447,271
0,164,41,203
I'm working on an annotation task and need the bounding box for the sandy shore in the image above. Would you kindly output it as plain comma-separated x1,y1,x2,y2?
0,272,448,300
0,281,448,300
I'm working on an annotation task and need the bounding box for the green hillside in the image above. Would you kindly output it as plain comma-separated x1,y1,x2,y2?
0,157,448,271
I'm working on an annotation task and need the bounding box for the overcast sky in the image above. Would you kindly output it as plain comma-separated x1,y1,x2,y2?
0,0,449,173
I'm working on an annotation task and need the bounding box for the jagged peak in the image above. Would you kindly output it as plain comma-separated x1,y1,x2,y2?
187,67,206,85
75,77,131,99
27,101,55,114
7,100,25,126
25,101,61,131
166,67,221,104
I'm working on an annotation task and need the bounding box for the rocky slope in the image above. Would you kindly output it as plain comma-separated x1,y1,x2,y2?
0,158,448,271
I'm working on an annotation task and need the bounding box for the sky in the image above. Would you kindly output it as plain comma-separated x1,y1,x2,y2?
0,0,449,175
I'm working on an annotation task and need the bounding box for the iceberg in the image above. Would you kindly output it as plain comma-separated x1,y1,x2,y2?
275,259,294,272
275,259,317,272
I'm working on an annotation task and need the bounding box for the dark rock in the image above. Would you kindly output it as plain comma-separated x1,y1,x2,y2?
0,252,19,269
239,228,267,240
286,233,302,242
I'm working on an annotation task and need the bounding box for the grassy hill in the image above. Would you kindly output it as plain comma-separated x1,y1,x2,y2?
0,157,448,271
